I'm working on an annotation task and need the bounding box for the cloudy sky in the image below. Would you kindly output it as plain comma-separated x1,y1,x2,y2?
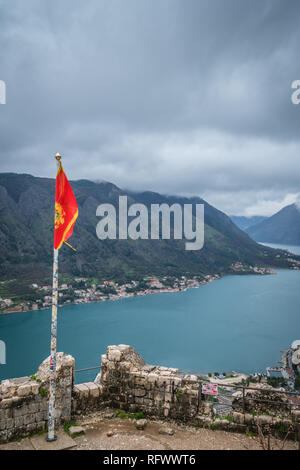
0,0,300,215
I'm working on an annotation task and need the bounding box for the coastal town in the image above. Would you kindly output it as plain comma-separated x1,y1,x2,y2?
0,273,221,315
266,340,300,391
0,262,278,316
188,340,300,419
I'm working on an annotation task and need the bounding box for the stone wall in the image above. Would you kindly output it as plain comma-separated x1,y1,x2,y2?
94,344,207,422
92,345,300,437
1,345,300,443
0,352,74,443
72,382,103,416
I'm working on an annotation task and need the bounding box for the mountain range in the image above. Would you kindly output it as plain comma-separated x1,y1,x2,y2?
245,204,300,245
230,215,267,231
0,173,297,286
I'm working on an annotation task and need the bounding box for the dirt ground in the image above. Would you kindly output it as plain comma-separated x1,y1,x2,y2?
0,411,298,451
73,414,298,451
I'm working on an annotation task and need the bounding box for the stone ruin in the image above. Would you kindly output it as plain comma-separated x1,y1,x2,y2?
0,352,74,443
232,385,291,417
0,344,299,443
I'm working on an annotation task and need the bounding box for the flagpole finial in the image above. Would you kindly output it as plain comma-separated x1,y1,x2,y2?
55,153,61,162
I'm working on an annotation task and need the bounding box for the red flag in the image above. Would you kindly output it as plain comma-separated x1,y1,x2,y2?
54,163,78,249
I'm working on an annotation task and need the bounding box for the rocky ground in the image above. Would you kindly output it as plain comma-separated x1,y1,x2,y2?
1,409,298,451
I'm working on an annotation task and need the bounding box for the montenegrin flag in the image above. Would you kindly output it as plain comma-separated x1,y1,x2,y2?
54,163,78,250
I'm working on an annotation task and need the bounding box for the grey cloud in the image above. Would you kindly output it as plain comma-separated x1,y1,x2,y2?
0,0,299,215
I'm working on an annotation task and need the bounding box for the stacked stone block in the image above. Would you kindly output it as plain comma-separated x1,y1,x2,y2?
95,344,207,422
72,382,103,415
93,345,300,437
1,345,299,444
0,352,74,443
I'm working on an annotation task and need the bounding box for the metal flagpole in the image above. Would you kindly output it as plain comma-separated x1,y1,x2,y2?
46,152,61,442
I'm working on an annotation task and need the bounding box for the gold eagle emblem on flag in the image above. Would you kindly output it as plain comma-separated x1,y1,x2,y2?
55,202,66,229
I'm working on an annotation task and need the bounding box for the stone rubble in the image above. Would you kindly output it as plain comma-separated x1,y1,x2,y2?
159,427,175,436
135,419,147,430
68,425,85,437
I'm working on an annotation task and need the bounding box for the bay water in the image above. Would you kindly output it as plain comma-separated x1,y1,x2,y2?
0,243,299,383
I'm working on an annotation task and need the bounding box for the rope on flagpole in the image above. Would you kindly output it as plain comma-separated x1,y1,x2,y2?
64,241,77,251
46,153,61,442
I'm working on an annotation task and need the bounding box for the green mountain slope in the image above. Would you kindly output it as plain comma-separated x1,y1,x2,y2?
0,173,297,284
246,204,300,245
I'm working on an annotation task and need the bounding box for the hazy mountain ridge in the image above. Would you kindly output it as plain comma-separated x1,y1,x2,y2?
0,173,297,284
230,215,268,231
246,204,300,245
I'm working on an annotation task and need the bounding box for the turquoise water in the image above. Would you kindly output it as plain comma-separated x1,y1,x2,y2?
1,261,300,383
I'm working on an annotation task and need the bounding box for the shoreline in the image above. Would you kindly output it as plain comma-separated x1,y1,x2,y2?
0,273,221,317
0,265,279,317
1,271,299,390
